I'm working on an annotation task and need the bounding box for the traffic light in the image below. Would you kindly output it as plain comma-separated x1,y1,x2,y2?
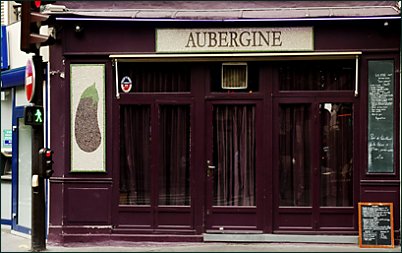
20,1,56,54
39,148,54,178
24,105,44,127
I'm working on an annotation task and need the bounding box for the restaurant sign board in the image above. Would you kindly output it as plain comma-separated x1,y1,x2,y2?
156,27,314,53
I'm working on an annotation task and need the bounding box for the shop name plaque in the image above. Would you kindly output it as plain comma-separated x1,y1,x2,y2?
156,27,314,53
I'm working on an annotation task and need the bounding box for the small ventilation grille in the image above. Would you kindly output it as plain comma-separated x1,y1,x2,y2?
221,63,248,89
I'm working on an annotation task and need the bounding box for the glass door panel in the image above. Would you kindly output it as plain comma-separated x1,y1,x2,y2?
119,105,151,206
212,105,256,207
158,105,191,206
320,103,353,207
17,118,32,230
279,104,311,207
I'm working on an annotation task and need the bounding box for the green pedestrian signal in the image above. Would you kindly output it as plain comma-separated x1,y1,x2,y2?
34,109,43,123
24,106,44,127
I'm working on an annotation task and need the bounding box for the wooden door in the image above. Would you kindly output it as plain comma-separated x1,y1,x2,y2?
205,101,263,231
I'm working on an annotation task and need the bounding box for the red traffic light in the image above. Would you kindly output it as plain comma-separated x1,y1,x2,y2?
20,1,56,54
34,1,41,8
39,148,54,178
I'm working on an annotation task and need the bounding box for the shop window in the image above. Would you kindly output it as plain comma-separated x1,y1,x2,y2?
279,60,355,90
211,62,259,93
213,105,256,206
320,103,353,207
119,105,151,205
279,104,311,206
118,62,191,93
159,105,191,206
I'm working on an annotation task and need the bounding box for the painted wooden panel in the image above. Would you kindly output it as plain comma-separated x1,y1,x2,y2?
117,208,152,228
157,208,192,228
360,185,400,233
66,187,111,224
319,211,355,230
276,210,313,230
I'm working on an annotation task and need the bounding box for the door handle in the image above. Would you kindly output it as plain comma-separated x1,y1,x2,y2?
206,160,215,177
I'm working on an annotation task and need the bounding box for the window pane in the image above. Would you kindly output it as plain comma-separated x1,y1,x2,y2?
159,105,191,205
279,105,311,206
118,63,191,92
120,106,151,205
279,60,354,90
320,103,353,206
213,105,256,206
211,62,259,92
222,63,248,89
18,118,32,229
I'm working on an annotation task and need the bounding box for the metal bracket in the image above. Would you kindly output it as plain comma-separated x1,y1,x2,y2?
114,59,120,99
354,55,359,97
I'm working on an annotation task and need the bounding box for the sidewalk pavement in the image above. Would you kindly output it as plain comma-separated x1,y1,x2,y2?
2,227,401,252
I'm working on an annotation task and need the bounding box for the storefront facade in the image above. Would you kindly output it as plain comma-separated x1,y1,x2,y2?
46,1,400,245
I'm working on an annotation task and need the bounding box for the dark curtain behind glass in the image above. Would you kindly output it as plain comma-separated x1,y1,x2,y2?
118,63,190,92
213,105,256,206
159,105,191,205
320,103,353,206
120,106,151,205
279,105,311,206
279,60,354,90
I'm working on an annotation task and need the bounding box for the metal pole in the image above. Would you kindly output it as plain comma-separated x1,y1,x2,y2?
31,54,46,252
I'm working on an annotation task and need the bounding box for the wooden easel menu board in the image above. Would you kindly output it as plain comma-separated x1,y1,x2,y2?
358,202,394,248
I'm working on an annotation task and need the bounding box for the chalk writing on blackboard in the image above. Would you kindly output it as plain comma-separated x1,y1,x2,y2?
358,202,394,248
367,60,394,173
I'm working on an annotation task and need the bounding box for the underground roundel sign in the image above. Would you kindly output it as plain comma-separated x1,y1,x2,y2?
120,76,132,93
25,58,36,103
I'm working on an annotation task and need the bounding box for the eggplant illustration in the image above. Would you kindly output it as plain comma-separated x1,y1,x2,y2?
75,83,101,152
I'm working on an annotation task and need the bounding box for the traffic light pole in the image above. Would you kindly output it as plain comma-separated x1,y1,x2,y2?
20,1,56,250
31,54,46,252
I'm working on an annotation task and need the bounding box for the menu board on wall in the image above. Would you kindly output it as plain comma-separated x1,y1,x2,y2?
367,60,394,173
358,202,394,248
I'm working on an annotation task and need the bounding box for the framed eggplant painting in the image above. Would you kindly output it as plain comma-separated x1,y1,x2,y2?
70,64,106,172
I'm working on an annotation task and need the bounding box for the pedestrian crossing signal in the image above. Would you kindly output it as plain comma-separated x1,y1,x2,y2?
24,105,44,127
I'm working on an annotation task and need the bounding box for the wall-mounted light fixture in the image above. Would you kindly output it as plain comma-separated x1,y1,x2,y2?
75,25,83,33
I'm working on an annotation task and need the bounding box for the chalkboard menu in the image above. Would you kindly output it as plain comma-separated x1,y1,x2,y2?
358,202,394,248
367,60,394,173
